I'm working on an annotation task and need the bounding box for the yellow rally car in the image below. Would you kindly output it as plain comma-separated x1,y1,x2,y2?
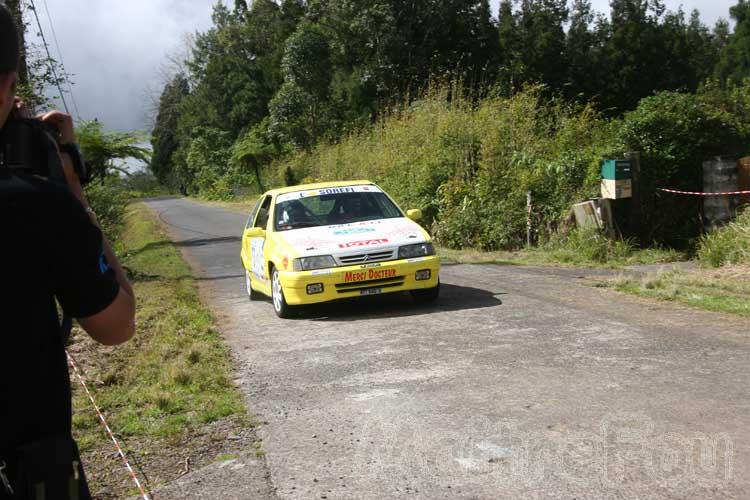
240,180,440,318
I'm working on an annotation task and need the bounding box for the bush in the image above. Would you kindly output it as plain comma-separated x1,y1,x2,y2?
698,209,750,267
542,227,636,264
85,177,128,241
280,86,616,249
121,172,172,198
618,90,749,246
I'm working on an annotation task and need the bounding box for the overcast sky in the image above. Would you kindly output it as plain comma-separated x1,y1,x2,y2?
27,0,737,133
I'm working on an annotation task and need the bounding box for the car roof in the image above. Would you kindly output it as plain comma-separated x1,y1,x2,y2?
265,180,375,197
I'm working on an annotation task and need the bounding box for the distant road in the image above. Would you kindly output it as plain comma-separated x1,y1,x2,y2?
146,196,750,500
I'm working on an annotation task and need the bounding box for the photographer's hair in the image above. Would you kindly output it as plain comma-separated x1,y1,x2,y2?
0,3,20,76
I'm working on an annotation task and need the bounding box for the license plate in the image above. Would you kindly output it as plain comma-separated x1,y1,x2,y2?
360,288,382,296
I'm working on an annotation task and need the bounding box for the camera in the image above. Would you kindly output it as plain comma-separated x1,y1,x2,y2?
0,114,90,185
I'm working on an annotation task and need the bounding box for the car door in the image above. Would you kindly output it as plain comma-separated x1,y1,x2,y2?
243,195,272,286
241,197,263,268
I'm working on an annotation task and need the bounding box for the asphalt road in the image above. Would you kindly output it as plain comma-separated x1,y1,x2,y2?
146,197,750,500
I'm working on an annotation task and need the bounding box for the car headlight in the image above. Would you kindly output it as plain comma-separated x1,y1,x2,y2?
398,242,435,259
293,255,336,271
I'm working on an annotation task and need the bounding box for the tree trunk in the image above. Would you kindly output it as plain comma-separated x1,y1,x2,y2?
6,0,29,87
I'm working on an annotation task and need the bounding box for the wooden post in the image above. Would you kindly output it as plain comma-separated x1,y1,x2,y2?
526,191,532,247
626,151,642,243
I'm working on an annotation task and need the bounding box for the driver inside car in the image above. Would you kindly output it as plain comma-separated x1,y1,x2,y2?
279,201,311,227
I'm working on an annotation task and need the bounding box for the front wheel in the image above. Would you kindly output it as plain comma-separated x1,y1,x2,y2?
271,267,294,318
411,281,440,304
245,270,261,301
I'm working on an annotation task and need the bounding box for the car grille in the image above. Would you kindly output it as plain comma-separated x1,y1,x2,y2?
335,275,405,294
337,249,395,266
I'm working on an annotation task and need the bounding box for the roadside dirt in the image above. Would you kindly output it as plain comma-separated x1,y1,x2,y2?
67,327,259,498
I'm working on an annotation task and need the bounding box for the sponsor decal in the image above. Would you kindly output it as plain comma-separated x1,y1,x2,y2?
338,238,389,249
333,227,376,236
250,237,266,280
282,256,289,270
276,185,382,204
360,263,382,269
344,268,397,283
320,187,356,195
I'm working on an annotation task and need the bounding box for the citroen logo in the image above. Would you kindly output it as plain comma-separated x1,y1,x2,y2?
362,255,370,262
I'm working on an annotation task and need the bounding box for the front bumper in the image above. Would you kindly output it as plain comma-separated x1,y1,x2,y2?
279,255,440,305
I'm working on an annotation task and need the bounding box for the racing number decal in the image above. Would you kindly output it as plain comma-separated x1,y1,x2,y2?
251,237,266,280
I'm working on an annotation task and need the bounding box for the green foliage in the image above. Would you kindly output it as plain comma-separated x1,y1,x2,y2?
72,204,247,450
183,126,234,200
230,118,280,192
618,90,749,245
698,209,750,266
541,227,637,264
149,0,750,253
84,177,128,241
715,0,750,86
77,120,150,179
611,268,750,317
269,23,332,148
151,74,189,184
281,86,614,249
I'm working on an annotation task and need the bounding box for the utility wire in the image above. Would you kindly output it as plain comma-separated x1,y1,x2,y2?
41,0,80,119
28,0,70,114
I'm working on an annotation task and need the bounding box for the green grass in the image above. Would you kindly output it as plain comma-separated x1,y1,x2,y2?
71,203,247,450
189,195,260,214
599,210,750,317
603,267,750,317
439,228,684,268
697,209,750,267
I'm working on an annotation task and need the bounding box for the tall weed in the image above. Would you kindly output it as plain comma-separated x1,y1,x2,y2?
281,86,615,249
698,209,750,267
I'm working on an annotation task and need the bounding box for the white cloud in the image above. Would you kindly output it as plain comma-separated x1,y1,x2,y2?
28,0,218,131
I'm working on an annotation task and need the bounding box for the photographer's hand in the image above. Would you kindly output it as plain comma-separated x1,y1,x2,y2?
40,110,76,144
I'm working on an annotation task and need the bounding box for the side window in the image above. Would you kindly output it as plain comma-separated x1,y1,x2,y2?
245,198,263,229
254,196,272,229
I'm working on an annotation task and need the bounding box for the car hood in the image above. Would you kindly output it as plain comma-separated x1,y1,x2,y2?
277,218,429,258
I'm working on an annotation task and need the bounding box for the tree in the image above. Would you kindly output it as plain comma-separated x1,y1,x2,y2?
715,0,750,86
496,0,569,94
269,23,333,148
497,0,521,92
77,120,150,180
517,0,569,89
230,118,278,191
565,0,610,103
600,0,666,112
151,73,189,184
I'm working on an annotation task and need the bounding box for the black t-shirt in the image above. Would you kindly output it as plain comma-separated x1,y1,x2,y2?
0,172,120,452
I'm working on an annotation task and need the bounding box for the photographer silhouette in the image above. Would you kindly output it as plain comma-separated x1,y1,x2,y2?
0,5,135,499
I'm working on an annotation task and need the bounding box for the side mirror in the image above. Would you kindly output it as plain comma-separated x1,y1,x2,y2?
406,209,422,221
245,227,266,238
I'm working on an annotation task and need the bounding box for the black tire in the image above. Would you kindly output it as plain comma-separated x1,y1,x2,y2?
271,267,294,318
411,281,440,304
245,269,261,301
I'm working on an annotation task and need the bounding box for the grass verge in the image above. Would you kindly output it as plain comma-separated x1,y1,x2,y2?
68,202,250,496
189,195,259,214
440,231,684,269
599,265,750,317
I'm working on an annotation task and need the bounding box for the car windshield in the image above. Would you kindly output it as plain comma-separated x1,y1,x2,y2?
274,186,403,231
